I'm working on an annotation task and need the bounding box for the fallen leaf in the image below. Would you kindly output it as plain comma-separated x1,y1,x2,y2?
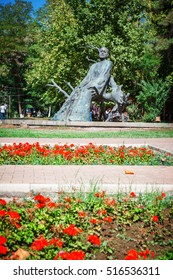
125,170,134,175
12,248,30,260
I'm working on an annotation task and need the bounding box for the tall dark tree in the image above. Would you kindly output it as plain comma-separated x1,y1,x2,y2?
139,0,173,120
0,0,33,117
145,0,173,81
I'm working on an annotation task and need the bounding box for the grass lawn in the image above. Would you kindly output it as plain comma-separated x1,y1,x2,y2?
0,127,173,138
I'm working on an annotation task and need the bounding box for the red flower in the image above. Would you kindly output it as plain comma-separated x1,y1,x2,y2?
7,211,20,220
55,250,85,260
124,255,138,260
139,248,150,259
65,203,71,209
30,235,48,251
0,210,6,217
120,152,125,158
47,201,56,208
104,198,116,206
49,238,63,248
97,209,107,215
104,216,113,223
0,236,7,245
36,202,46,209
54,251,70,260
123,197,129,202
78,211,86,218
88,235,101,246
64,197,72,203
125,248,155,260
76,199,82,203
0,245,8,255
34,194,52,208
34,194,46,203
90,218,97,224
94,191,105,198
12,221,21,229
69,251,85,260
63,224,82,236
0,199,7,205
161,192,166,197
152,215,159,222
124,249,139,260
130,192,136,197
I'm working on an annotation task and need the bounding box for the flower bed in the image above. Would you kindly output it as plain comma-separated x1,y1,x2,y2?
0,191,173,260
0,142,173,165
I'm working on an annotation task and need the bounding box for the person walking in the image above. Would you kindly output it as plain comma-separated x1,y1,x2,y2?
0,103,6,120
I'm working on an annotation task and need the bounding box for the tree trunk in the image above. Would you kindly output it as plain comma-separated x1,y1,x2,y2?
17,90,23,118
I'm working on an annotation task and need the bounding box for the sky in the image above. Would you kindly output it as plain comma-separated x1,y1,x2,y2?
0,0,46,11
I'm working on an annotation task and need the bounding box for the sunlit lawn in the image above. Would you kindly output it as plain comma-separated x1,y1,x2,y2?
0,127,173,138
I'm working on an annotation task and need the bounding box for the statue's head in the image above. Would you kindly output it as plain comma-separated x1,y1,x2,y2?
99,47,109,59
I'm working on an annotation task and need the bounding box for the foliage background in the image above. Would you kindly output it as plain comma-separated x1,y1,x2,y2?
0,0,173,121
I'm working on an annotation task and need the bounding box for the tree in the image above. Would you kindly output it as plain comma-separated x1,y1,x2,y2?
136,0,173,121
144,0,173,82
67,0,151,91
24,0,172,120
26,0,151,113
25,0,82,113
0,0,33,117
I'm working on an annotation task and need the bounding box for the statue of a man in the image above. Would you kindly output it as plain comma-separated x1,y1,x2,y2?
52,47,113,121
78,47,112,95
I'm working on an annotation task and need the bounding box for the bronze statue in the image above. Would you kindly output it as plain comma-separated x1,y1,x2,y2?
51,47,129,121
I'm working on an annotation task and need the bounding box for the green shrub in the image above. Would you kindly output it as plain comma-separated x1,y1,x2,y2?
137,79,170,122
126,103,141,121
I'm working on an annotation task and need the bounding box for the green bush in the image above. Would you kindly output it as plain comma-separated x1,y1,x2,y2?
137,79,170,122
126,103,141,121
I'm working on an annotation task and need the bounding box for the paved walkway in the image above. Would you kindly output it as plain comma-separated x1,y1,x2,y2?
0,138,173,196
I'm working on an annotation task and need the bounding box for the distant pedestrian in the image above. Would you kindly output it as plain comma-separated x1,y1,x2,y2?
105,108,112,121
92,103,100,121
121,111,129,122
0,103,6,120
90,106,93,121
4,103,7,118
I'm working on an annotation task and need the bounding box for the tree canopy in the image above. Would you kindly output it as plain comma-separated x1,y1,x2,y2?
0,0,172,121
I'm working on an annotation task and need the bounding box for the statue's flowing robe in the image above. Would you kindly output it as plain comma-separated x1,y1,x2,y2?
52,59,113,121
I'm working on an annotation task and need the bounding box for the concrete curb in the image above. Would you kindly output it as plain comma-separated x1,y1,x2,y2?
1,119,173,128
0,183,173,198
